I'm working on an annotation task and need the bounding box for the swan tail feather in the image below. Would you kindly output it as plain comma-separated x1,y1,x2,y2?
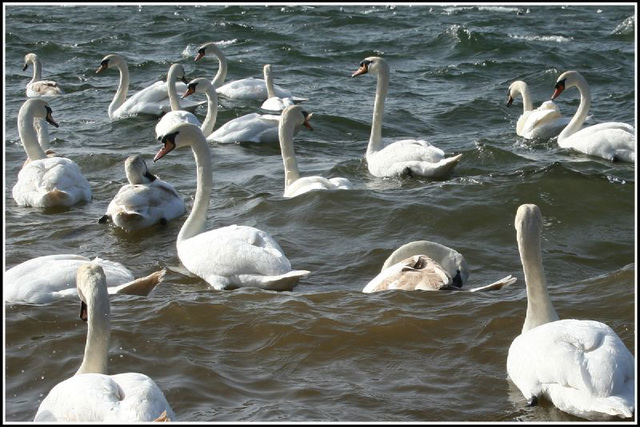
261,270,310,291
111,269,167,296
468,275,517,292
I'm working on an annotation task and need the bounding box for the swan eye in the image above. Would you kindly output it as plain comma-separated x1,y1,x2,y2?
101,59,109,68
554,79,565,91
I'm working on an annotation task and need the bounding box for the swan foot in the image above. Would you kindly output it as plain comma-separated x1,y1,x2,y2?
98,214,111,224
526,396,538,407
154,410,171,422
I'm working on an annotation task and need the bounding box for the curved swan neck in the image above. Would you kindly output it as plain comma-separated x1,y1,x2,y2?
513,81,533,112
558,74,591,143
178,130,214,244
368,63,389,155
200,82,219,136
29,56,43,82
278,111,301,190
109,60,130,119
76,282,110,375
202,43,228,89
516,206,559,334
264,65,276,99
167,65,183,111
18,103,48,161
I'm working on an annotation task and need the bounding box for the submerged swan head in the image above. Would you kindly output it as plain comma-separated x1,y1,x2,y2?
352,56,389,78
124,155,157,185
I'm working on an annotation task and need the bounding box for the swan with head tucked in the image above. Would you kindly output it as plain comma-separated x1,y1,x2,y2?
363,240,516,293
5,254,166,305
98,155,185,231
12,98,92,208
34,263,175,422
153,121,310,290
261,64,297,112
278,105,353,197
194,41,296,101
550,70,635,162
95,54,203,119
23,53,64,97
352,57,462,179
507,203,635,420
506,80,570,140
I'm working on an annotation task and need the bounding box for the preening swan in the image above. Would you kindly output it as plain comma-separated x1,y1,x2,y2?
278,105,353,197
5,254,166,304
12,98,92,208
153,64,204,138
98,155,185,231
96,54,203,119
261,64,296,112
34,263,175,422
153,121,310,290
550,70,635,162
363,240,516,293
23,52,64,97
506,80,570,139
194,41,294,101
507,204,634,420
352,57,462,179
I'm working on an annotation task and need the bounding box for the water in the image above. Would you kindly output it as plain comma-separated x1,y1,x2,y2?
4,4,636,422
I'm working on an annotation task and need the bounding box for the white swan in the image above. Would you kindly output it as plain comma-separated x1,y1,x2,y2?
153,122,310,290
12,98,92,208
506,80,570,139
352,57,462,179
363,240,516,293
95,54,203,119
34,263,175,422
178,77,220,138
194,41,295,101
278,105,353,197
507,204,635,420
551,70,635,162
5,254,166,304
154,64,204,138
261,64,296,112
98,155,185,231
23,53,64,97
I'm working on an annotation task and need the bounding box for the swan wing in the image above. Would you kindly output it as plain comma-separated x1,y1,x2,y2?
209,113,280,143
363,255,454,293
284,176,353,198
507,319,635,420
261,96,296,113
217,77,292,101
114,81,203,118
560,123,636,162
367,139,461,178
521,103,571,139
27,80,64,97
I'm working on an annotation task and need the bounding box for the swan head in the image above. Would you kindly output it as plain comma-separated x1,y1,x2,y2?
182,77,214,99
282,105,313,131
194,42,224,62
551,70,584,100
96,54,125,74
168,63,189,84
352,56,388,78
76,263,110,322
22,53,38,71
125,155,157,185
22,98,60,128
506,80,526,107
515,204,543,246
154,122,203,162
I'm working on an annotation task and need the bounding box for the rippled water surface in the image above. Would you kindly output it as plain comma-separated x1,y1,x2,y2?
4,4,636,423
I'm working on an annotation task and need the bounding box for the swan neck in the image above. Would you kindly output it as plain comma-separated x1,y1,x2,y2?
178,134,213,244
368,68,388,155
208,45,228,89
264,67,276,99
109,61,130,118
278,116,301,191
518,226,559,333
35,120,51,151
517,82,533,112
200,84,219,136
558,79,591,143
76,291,110,375
167,66,182,111
18,105,47,161
31,57,43,82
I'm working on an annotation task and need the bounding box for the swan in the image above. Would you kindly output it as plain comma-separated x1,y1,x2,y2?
278,105,353,197
154,64,205,138
95,54,203,119
98,155,186,231
5,254,166,304
261,64,296,112
506,80,570,139
23,52,64,97
194,41,296,101
352,57,462,179
175,77,220,138
12,98,92,208
153,121,310,291
550,70,635,162
363,240,516,293
507,204,634,420
34,263,176,421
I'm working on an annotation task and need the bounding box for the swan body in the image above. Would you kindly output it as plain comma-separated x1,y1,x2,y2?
98,155,185,231
34,263,175,421
153,122,310,291
352,57,462,179
12,99,91,208
507,204,635,420
507,80,570,139
261,64,297,112
551,70,635,162
23,53,64,97
363,240,516,293
194,42,295,101
5,254,165,304
96,54,203,119
278,105,353,197
208,112,286,144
